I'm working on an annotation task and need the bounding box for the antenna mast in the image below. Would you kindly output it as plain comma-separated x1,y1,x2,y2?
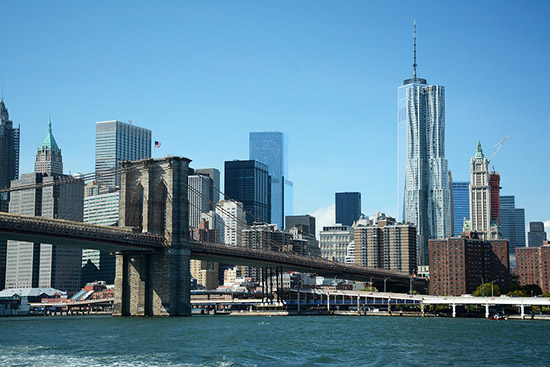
413,20,417,80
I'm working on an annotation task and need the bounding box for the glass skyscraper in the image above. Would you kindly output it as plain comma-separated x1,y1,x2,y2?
399,23,451,266
500,195,526,254
95,120,151,187
249,132,293,229
452,181,470,237
335,192,361,226
224,160,271,226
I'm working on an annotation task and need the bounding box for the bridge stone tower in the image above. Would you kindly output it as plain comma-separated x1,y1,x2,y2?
113,156,192,316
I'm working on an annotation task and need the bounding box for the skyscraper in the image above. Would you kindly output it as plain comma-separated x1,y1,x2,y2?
500,195,526,255
0,98,19,289
451,181,470,237
188,172,214,229
400,22,451,265
466,142,493,238
528,222,547,247
335,192,361,226
489,171,501,225
5,122,84,291
249,132,293,229
82,182,119,286
216,200,245,247
285,215,316,237
95,120,151,187
195,168,221,204
224,160,271,225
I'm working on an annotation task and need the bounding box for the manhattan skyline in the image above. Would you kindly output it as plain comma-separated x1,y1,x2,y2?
0,1,548,236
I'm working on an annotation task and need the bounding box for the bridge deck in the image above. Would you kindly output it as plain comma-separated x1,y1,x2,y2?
0,213,416,284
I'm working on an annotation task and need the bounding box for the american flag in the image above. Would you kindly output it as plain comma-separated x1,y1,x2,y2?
154,141,161,148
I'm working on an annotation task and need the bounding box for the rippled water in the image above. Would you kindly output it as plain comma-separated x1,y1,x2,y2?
1,315,549,366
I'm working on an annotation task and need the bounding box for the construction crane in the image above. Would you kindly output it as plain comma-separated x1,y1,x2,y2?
489,136,510,162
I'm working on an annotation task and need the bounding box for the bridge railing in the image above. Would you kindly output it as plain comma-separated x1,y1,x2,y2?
0,212,166,248
191,241,412,281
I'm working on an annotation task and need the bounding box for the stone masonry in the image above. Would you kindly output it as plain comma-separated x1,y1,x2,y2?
113,156,192,316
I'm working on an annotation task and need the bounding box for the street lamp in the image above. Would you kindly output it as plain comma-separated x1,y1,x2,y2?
384,277,389,293
490,280,497,297
480,277,485,296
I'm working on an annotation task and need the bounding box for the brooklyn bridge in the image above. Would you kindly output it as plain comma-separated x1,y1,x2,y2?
0,156,422,316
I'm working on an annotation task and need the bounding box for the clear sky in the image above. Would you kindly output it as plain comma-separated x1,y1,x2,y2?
1,1,549,236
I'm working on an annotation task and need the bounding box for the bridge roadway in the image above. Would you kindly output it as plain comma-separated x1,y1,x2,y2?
0,213,415,286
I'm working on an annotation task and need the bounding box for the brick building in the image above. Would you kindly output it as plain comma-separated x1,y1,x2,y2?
428,236,510,295
515,242,550,294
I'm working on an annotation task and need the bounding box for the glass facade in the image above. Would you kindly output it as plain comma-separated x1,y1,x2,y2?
500,195,526,254
249,132,293,228
335,192,361,226
95,120,151,187
452,181,470,236
224,160,271,226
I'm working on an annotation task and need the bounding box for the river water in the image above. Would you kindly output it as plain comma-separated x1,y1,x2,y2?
0,315,548,366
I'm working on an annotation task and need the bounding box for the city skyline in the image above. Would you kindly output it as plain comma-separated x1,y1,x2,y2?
0,1,548,238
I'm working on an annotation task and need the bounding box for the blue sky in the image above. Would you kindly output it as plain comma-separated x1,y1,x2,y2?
1,1,549,234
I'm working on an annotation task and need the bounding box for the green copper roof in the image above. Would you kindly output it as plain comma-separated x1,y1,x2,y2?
39,119,60,151
474,141,484,160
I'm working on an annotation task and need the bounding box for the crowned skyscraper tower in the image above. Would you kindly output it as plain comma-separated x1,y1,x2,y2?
35,118,63,176
398,22,451,266
5,120,84,292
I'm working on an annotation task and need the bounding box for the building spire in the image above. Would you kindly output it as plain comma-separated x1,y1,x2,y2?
413,20,417,80
474,141,485,160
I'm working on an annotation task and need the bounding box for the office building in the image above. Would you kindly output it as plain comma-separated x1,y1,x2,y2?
500,195,526,254
249,132,293,229
464,143,499,239
516,243,550,294
195,168,220,204
5,122,84,292
81,182,120,286
429,236,510,296
224,160,270,225
0,98,19,289
489,172,501,225
285,215,316,237
95,120,151,187
0,97,19,212
452,181,470,237
319,224,353,262
399,23,451,265
335,192,361,226
216,200,245,247
528,222,547,247
188,172,214,229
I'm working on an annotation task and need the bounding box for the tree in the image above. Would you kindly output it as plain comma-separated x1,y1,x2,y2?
473,282,501,297
507,289,525,297
522,284,542,297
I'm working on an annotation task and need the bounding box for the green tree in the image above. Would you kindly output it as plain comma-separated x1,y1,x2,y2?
507,289,526,297
522,284,542,297
473,283,501,297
